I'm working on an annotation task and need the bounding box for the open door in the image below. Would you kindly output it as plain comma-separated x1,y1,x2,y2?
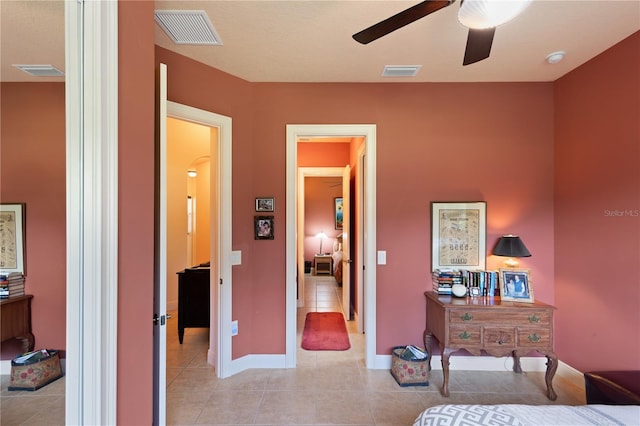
153,62,168,425
342,165,351,319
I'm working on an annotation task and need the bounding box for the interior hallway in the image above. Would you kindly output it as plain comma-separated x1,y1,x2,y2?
0,274,586,425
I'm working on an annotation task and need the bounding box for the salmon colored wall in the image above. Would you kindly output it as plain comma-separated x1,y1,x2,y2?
157,43,556,359
304,177,343,261
554,31,640,372
298,142,350,167
118,1,155,424
0,82,66,357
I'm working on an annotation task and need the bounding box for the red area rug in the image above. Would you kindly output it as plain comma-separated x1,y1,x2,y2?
301,312,351,351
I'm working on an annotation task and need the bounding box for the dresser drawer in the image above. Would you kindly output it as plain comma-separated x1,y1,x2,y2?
449,325,481,345
484,327,516,348
449,309,552,325
517,328,552,348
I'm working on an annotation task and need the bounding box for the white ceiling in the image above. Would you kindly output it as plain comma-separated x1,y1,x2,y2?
2,1,639,83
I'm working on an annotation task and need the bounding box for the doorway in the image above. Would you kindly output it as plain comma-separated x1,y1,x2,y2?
285,124,377,369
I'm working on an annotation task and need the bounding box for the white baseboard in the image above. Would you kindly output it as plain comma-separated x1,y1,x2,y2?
227,354,287,376
374,354,562,372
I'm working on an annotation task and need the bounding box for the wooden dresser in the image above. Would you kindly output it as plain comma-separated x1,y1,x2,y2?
176,267,210,344
423,291,557,400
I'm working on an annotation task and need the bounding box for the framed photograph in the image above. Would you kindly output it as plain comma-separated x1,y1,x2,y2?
499,268,534,303
254,216,274,240
0,203,26,274
255,197,274,212
335,197,343,230
431,201,486,271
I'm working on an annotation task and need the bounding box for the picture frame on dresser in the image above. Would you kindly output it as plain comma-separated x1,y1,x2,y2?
431,201,486,271
499,268,534,302
0,203,26,274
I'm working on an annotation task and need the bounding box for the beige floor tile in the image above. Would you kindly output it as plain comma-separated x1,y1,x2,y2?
254,390,316,425
368,391,429,426
315,390,375,425
195,390,264,425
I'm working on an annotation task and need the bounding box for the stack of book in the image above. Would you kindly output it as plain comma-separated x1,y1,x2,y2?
0,272,25,298
460,270,499,296
432,269,463,294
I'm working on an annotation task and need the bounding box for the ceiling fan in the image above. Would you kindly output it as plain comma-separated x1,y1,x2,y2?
352,0,532,66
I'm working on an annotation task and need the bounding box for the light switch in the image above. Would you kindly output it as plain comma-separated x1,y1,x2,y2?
377,250,387,265
231,250,242,265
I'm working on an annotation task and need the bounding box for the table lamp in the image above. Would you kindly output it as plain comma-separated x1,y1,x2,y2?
493,235,531,267
315,232,327,254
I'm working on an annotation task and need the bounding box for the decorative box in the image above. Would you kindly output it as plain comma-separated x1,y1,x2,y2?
9,349,63,391
390,346,429,387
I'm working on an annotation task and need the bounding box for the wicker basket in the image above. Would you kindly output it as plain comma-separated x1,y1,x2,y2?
390,346,429,387
9,349,63,391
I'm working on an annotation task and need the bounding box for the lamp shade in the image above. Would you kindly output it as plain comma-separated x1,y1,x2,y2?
493,235,531,257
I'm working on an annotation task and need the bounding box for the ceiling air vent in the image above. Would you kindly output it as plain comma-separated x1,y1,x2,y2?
155,10,223,45
382,65,422,77
13,64,64,77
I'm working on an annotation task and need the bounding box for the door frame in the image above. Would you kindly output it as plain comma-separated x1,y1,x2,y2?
285,124,377,368
166,101,233,378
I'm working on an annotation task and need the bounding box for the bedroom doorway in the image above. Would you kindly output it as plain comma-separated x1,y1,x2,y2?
285,124,377,369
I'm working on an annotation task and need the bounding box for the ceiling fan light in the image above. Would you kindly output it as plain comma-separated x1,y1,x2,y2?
458,0,533,29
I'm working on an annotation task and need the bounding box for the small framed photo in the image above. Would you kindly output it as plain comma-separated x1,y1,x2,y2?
255,197,274,212
255,216,274,240
334,197,343,230
0,203,26,274
499,268,534,303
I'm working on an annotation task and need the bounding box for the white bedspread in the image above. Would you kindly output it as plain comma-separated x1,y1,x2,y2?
413,404,640,426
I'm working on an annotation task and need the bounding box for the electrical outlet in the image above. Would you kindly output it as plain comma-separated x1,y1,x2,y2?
231,320,238,336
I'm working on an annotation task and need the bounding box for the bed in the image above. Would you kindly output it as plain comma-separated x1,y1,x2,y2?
413,404,640,426
331,235,343,285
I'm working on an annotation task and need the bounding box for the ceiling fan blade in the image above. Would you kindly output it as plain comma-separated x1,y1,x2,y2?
463,27,495,66
353,0,454,44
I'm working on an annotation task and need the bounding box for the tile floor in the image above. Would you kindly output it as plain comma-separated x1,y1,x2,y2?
0,274,586,425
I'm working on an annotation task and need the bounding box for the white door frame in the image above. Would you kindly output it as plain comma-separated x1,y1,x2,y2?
166,102,233,378
285,124,377,368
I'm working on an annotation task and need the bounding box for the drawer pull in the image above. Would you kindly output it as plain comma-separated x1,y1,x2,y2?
528,314,541,323
459,331,472,340
497,340,504,345
461,313,474,321
528,334,541,343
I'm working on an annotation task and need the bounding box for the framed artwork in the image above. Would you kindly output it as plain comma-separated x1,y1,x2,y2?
431,201,486,271
499,268,534,303
0,203,26,274
254,216,274,240
255,197,274,212
335,197,343,230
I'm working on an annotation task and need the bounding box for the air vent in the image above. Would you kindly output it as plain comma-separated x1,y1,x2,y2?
382,65,422,77
155,10,222,45
13,65,64,77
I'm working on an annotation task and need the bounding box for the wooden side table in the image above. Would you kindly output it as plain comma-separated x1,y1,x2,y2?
314,254,332,275
423,291,558,400
1,295,35,353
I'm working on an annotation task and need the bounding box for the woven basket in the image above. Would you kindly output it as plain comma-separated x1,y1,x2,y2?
390,346,429,387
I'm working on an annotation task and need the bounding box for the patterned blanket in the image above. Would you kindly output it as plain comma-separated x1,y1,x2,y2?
414,404,640,426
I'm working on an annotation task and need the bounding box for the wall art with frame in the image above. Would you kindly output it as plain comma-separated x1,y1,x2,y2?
431,201,486,271
255,197,274,212
255,215,274,240
0,203,26,274
334,197,343,230
499,268,534,303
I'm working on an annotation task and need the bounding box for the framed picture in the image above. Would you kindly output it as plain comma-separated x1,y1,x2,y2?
431,201,486,271
499,268,534,303
335,197,343,230
254,216,274,240
0,203,26,274
255,197,274,212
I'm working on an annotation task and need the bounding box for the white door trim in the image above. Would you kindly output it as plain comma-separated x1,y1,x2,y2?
285,124,377,369
166,102,233,378
65,1,118,424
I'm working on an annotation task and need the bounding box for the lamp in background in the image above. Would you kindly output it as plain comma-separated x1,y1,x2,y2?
458,0,533,29
493,235,531,267
315,232,327,254
187,170,197,178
